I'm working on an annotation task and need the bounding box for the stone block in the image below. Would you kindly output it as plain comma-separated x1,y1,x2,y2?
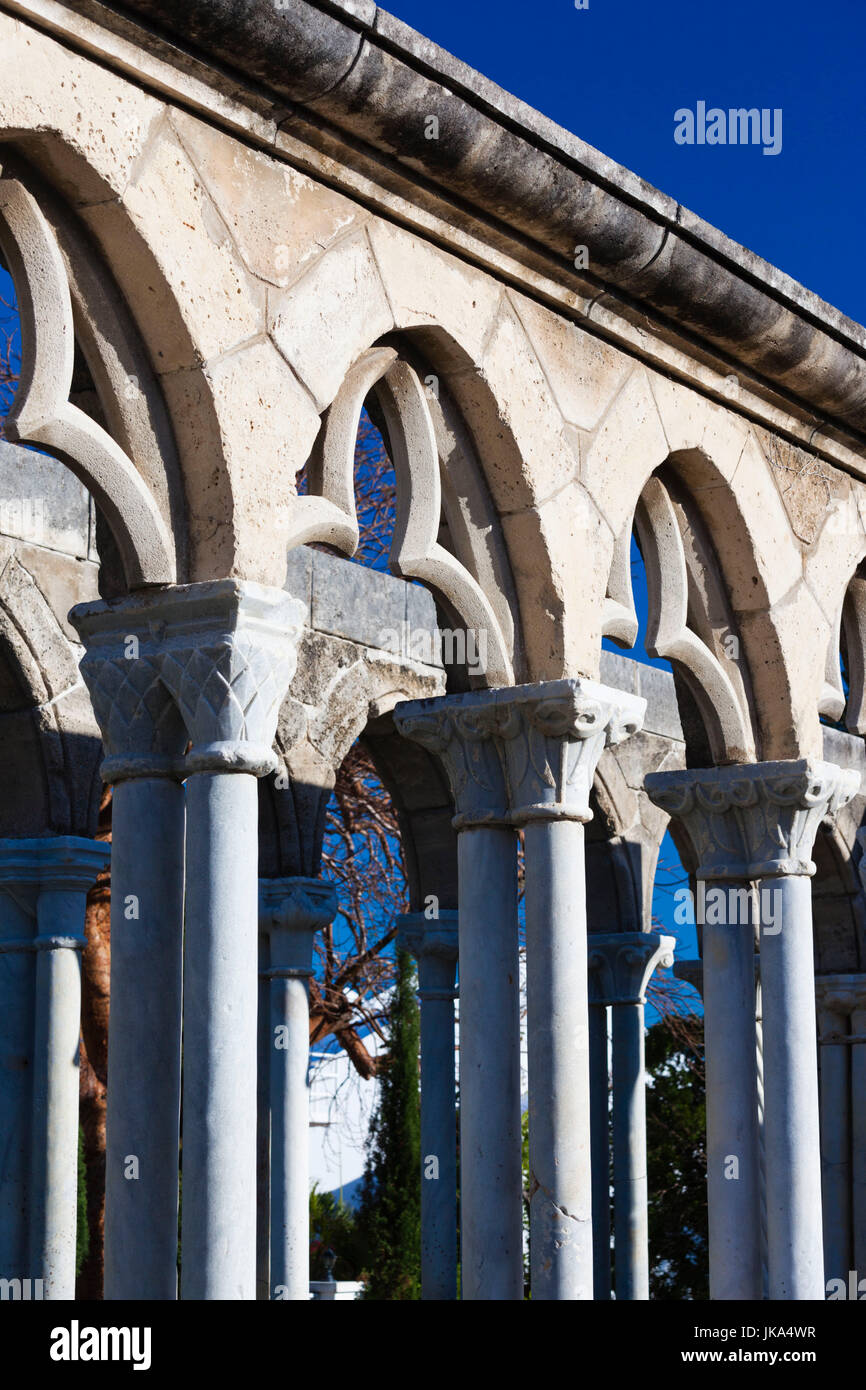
0,442,89,559
310,552,404,652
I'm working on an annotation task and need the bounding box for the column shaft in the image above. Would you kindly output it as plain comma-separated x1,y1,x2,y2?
588,1001,611,1301
104,776,184,1300
0,891,36,1281
418,959,457,1300
702,883,762,1299
759,874,824,1299
181,771,259,1300
256,927,271,1301
457,827,522,1300
524,818,592,1300
268,968,311,1299
818,1006,851,1284
611,1000,648,1301
29,891,84,1300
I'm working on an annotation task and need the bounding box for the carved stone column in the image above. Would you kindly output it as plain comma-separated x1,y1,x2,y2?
397,911,459,1302
73,580,305,1300
72,625,187,1301
497,681,645,1301
396,678,645,1301
648,760,858,1301
259,877,336,1300
814,975,857,1285
673,952,769,1296
588,993,611,1300
394,693,522,1301
588,932,674,1301
0,838,109,1299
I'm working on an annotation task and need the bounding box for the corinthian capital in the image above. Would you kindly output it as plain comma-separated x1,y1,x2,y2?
394,679,645,828
587,931,675,1006
495,679,645,823
645,760,859,879
72,581,306,777
393,692,508,828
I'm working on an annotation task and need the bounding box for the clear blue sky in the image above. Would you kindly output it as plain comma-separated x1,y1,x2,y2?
384,0,866,328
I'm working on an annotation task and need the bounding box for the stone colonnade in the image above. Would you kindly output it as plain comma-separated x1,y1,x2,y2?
4,595,861,1300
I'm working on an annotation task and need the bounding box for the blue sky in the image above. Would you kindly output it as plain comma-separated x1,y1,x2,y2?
383,0,866,327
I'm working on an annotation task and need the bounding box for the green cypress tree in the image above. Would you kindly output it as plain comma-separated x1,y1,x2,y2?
358,948,421,1299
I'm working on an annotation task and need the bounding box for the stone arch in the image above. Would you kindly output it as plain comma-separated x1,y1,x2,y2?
273,225,580,683
598,368,840,760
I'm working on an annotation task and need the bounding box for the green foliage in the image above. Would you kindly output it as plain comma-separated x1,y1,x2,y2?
357,948,421,1299
645,1019,708,1299
309,1186,367,1281
75,1124,89,1277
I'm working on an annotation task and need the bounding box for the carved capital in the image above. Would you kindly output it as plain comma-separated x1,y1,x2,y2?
77,649,185,782
815,973,866,1027
72,581,306,777
587,931,675,1006
396,911,459,998
496,679,645,823
259,876,337,977
0,835,110,936
393,693,507,828
394,679,645,828
645,760,859,879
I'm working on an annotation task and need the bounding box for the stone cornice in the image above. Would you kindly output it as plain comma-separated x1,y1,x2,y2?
22,0,866,454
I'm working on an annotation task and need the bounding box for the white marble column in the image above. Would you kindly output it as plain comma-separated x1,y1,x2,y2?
588,932,674,1301
587,996,611,1300
497,681,645,1301
649,760,858,1301
395,694,522,1301
815,975,856,1285
74,607,189,1300
0,838,109,1298
397,911,459,1301
260,876,336,1300
73,579,305,1300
